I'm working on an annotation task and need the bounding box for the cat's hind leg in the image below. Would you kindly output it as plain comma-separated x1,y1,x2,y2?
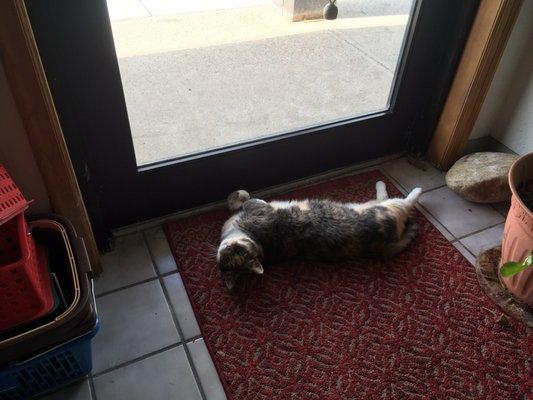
382,220,418,258
376,181,388,201
227,190,250,213
378,187,421,256
348,181,388,211
405,187,422,207
382,187,421,210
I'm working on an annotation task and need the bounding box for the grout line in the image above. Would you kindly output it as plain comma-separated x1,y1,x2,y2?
454,221,505,241
460,243,476,258
142,231,208,400
95,276,159,298
94,256,178,300
185,334,203,343
160,269,179,278
144,229,180,273
451,241,476,265
419,184,446,194
92,342,182,378
88,376,98,400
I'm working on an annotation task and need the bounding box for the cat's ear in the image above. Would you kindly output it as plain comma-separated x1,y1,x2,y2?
224,272,236,291
247,259,264,274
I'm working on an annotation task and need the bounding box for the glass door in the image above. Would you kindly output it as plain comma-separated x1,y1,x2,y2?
108,0,414,166
25,0,478,235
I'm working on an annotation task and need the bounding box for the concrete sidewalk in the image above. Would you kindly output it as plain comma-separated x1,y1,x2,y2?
108,1,412,165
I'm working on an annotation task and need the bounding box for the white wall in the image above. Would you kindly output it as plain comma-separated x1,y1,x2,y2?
470,0,533,155
0,57,51,214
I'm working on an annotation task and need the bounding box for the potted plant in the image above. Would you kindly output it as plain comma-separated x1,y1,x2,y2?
500,152,533,307
501,250,532,277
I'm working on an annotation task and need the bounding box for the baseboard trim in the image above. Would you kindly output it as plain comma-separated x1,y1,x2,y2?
462,136,516,155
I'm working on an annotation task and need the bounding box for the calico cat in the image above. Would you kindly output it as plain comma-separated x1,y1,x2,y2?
217,181,422,290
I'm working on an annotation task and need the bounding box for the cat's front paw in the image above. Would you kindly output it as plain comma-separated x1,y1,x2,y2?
375,181,388,200
228,190,250,212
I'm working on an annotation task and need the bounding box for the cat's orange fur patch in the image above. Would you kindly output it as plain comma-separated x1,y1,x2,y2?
384,203,409,237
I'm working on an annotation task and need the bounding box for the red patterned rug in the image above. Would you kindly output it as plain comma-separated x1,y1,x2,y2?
165,170,531,400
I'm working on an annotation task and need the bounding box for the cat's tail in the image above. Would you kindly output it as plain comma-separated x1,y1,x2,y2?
227,190,250,213
405,187,422,207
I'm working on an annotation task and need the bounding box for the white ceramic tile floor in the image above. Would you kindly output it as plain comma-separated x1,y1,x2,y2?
162,273,201,340
40,380,92,400
381,158,445,192
95,232,156,295
187,338,227,400
460,224,505,257
418,186,505,239
144,227,178,274
91,280,180,373
93,347,202,400
38,156,511,399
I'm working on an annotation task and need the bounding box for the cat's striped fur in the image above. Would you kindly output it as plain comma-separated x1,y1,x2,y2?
217,182,421,290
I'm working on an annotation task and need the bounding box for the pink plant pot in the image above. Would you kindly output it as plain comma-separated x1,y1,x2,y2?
500,152,533,307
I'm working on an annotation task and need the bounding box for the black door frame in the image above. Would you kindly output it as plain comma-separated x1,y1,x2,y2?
26,0,478,243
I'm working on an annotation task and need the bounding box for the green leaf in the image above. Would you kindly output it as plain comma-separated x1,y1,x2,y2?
501,261,531,277
501,249,533,277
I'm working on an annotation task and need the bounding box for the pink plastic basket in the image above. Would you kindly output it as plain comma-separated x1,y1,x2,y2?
0,215,54,331
0,165,53,331
0,165,30,226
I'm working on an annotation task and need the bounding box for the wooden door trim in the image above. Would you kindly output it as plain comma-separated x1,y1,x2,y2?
0,1,101,273
427,0,523,169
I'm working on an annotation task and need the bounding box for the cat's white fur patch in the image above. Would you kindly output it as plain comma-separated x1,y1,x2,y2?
347,202,379,211
271,200,310,211
375,181,388,201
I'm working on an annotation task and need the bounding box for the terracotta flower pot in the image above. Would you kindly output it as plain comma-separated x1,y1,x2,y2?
500,152,533,307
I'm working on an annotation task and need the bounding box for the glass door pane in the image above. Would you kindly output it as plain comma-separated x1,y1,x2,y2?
107,0,414,165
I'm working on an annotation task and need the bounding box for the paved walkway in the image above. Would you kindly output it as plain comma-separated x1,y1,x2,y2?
107,0,412,165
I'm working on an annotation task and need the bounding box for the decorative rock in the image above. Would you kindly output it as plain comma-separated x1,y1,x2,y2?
445,152,518,203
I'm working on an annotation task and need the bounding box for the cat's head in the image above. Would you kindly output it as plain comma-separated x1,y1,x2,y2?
217,237,263,291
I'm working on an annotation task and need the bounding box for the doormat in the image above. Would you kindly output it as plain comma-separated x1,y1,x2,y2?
164,170,530,399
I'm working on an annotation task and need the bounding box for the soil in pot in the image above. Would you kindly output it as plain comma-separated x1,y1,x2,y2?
518,179,533,210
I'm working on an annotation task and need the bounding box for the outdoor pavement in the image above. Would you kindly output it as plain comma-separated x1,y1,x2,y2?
106,0,412,165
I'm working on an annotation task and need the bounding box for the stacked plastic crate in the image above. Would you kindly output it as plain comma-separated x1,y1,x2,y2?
0,165,99,400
